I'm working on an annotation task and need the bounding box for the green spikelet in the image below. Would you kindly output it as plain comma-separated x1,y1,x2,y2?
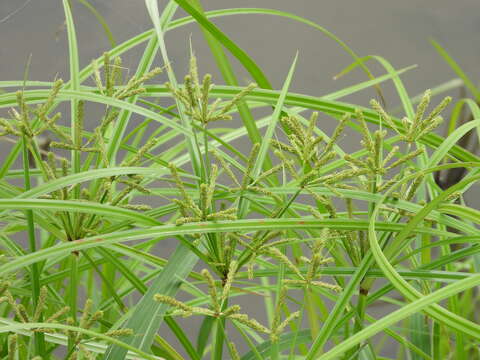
242,143,260,188
210,149,240,186
264,247,304,280
221,261,238,302
229,313,270,334
274,149,298,179
79,299,93,330
385,148,424,171
222,304,241,317
413,89,431,127
8,334,18,360
322,113,350,156
154,294,193,316
406,173,425,201
276,311,300,338
75,100,84,148
423,95,452,125
104,328,134,337
220,83,257,115
32,286,48,322
228,341,241,360
91,59,104,95
370,99,400,133
201,269,220,313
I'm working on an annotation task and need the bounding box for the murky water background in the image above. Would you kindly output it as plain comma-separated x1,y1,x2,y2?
1,0,479,99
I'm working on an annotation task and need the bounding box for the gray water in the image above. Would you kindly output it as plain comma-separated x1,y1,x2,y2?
1,0,479,99
0,0,479,358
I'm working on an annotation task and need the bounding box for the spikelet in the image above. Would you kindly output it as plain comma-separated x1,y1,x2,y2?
370,99,400,134
32,286,48,322
0,281,10,296
356,109,374,152
168,162,202,218
15,91,33,136
8,334,18,360
46,306,70,323
79,299,93,330
263,247,304,280
17,304,30,323
242,143,260,188
98,109,119,133
406,173,425,201
271,139,296,154
119,204,152,211
306,188,337,218
0,117,20,136
371,90,451,143
210,149,241,186
222,304,241,317
445,191,462,202
385,148,424,171
377,173,402,192
104,328,134,337
117,179,151,194
221,261,238,302
229,313,270,334
228,341,241,360
274,150,298,179
175,216,201,226
321,113,350,156
319,168,369,185
254,163,285,185
416,116,444,139
206,207,238,221
220,83,257,116
310,281,342,292
167,55,255,125
272,286,287,332
74,100,84,147
154,294,193,316
38,78,64,118
382,145,400,167
122,136,160,167
413,89,431,127
91,59,104,95
103,52,112,96
201,269,220,313
116,67,162,99
344,154,367,169
422,95,451,126
246,186,281,202
276,311,300,335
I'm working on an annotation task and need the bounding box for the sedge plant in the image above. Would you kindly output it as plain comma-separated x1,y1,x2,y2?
0,1,479,359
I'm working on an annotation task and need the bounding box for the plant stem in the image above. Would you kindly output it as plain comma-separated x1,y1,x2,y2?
68,253,78,337
22,136,46,356
213,300,227,360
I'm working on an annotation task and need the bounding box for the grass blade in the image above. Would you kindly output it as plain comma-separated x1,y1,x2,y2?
252,53,298,179
103,244,197,359
430,39,480,101
77,0,116,47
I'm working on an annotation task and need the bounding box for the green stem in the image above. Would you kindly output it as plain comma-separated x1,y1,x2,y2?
102,261,116,331
353,138,385,353
68,253,78,351
189,0,275,176
213,301,228,360
238,188,302,269
305,289,320,340
22,136,46,356
270,249,286,360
